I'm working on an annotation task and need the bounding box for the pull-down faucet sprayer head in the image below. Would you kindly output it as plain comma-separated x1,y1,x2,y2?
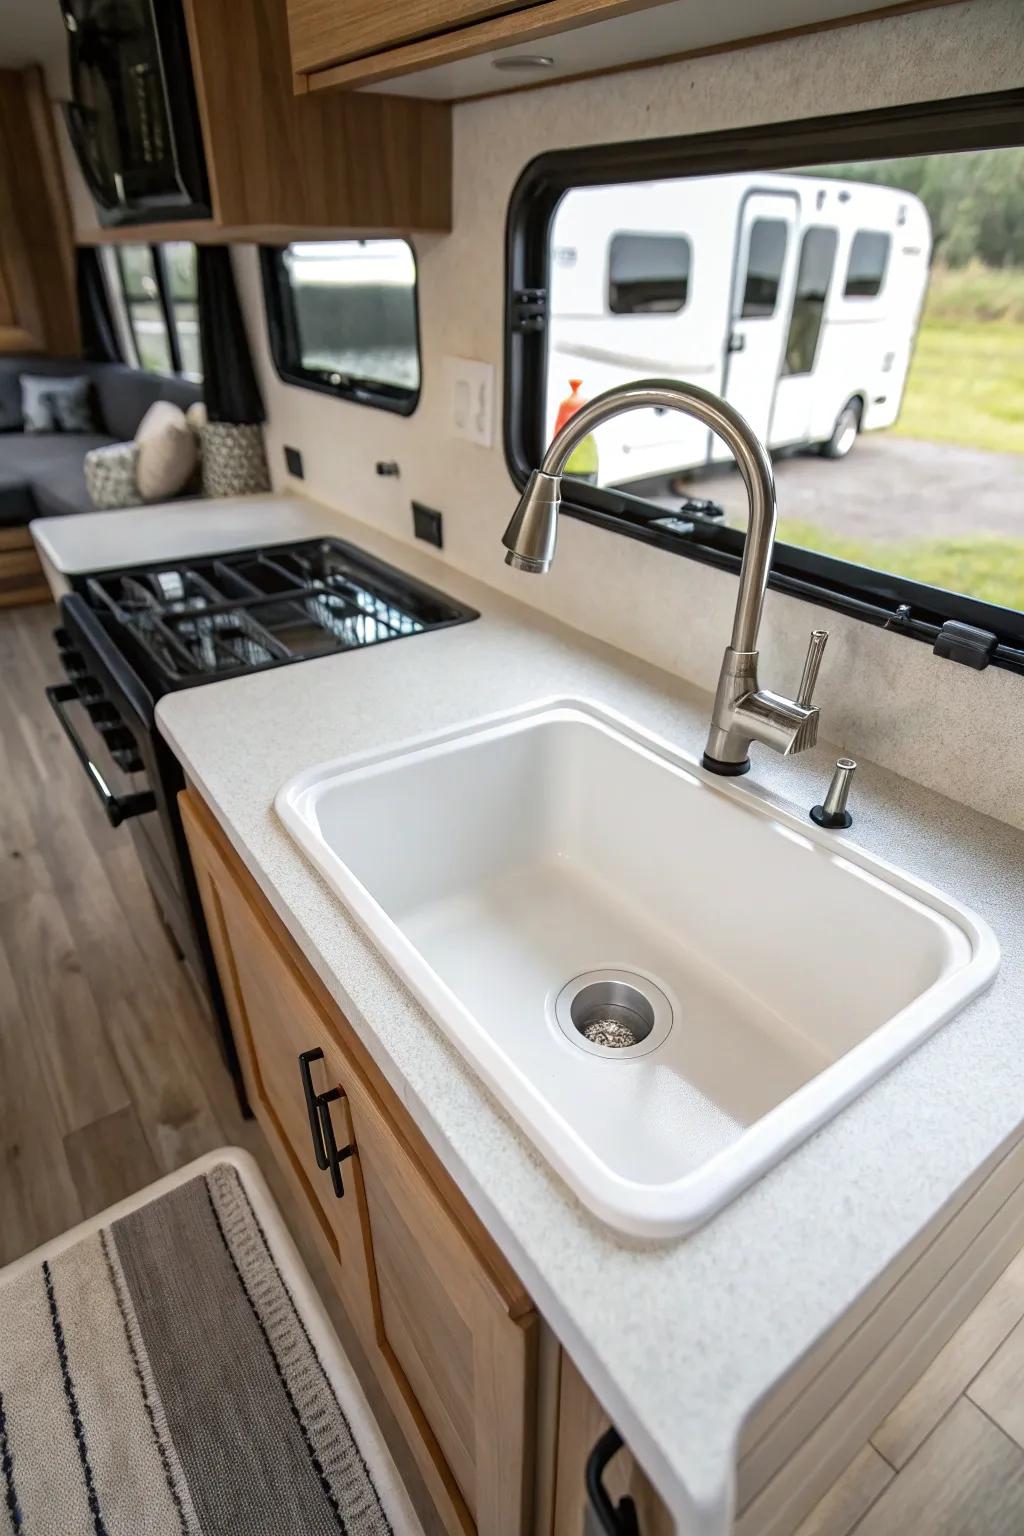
502,469,561,573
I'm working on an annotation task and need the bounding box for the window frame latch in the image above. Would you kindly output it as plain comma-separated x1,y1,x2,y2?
511,288,547,333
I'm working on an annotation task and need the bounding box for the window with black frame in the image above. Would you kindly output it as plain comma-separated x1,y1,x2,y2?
115,242,200,381
506,92,1024,667
260,239,420,414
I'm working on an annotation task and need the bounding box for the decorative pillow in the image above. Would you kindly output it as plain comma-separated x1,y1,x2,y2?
134,400,198,502
200,422,270,499
20,374,96,434
185,400,208,436
84,442,142,510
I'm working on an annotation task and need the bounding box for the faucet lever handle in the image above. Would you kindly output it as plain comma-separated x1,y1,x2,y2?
797,629,829,707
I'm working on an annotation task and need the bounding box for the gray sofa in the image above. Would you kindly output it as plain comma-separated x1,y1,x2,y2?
0,357,201,524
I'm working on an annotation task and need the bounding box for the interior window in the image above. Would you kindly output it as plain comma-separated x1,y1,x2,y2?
740,219,788,317
783,227,838,374
608,233,691,314
844,230,892,297
260,239,420,413
510,119,1024,652
114,241,202,380
117,245,173,374
164,242,201,380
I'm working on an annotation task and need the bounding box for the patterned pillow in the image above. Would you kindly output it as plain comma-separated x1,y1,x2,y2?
20,374,97,433
200,422,270,498
84,442,142,510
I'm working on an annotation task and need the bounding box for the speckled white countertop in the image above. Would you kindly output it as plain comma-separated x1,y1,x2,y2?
156,503,1024,1536
30,493,343,576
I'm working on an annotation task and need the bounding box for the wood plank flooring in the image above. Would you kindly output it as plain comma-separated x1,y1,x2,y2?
4,600,1024,1536
0,600,443,1535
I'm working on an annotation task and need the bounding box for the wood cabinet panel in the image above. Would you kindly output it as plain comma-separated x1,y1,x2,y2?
553,1354,675,1536
180,787,535,1536
181,0,451,235
0,67,78,355
347,1070,535,1530
288,0,536,74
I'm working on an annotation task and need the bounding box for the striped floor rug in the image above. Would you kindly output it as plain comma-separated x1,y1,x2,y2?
0,1159,404,1535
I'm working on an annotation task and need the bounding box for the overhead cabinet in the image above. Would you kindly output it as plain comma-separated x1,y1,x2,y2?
288,0,542,73
74,0,451,242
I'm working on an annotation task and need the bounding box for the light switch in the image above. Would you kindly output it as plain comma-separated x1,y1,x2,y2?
444,357,494,448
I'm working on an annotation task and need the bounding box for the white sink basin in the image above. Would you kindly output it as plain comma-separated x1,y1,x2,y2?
277,700,998,1238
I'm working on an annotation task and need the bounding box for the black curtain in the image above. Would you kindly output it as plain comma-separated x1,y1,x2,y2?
197,245,265,424
76,247,124,364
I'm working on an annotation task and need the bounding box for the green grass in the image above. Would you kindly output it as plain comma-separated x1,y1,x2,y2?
888,263,1024,455
891,320,1024,455
777,521,1024,612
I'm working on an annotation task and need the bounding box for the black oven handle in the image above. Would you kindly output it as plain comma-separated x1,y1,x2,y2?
46,683,156,828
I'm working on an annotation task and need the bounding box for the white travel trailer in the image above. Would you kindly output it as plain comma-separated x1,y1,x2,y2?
546,172,932,486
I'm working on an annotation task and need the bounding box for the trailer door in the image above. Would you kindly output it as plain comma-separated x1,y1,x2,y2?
719,193,797,458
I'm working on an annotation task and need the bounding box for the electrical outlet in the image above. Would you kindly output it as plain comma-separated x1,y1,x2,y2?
284,445,304,478
444,357,494,448
412,502,443,548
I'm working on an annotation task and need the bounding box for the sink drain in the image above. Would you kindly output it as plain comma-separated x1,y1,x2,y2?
553,969,674,1059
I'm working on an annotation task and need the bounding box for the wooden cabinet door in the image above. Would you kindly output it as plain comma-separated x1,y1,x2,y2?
345,1064,535,1535
288,0,534,74
182,789,538,1534
553,1354,675,1535
181,794,375,1329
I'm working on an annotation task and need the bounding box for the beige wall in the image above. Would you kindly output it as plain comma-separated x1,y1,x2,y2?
233,0,1024,828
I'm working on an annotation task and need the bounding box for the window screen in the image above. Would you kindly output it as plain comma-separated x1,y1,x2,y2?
844,230,891,297
784,228,838,375
608,233,691,314
740,219,788,317
261,240,420,412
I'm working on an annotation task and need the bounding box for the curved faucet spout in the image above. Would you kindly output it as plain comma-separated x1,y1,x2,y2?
537,379,777,654
501,377,828,775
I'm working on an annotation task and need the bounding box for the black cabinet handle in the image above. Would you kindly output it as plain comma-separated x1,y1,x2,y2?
586,1429,640,1536
298,1050,355,1197
298,1048,329,1171
318,1088,355,1199
46,683,156,828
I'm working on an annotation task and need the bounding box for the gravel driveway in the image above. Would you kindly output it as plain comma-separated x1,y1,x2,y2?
677,435,1024,541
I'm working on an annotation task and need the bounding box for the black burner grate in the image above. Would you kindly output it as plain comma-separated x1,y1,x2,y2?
84,537,476,690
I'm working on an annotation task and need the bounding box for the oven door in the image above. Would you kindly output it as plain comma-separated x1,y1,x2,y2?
50,610,157,828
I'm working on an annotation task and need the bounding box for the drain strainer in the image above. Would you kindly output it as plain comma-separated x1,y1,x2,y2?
553,968,674,1059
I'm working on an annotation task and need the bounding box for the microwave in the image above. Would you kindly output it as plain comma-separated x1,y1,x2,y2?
61,0,211,226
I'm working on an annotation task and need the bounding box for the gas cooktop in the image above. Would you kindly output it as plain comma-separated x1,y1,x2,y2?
81,537,478,692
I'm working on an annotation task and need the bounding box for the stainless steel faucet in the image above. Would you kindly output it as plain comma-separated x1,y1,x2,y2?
501,377,828,776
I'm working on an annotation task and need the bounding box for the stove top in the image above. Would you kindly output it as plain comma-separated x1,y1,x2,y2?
81,537,478,692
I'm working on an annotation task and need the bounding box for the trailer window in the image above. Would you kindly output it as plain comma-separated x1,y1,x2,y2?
260,239,420,414
844,231,891,297
740,219,788,317
506,100,1024,665
608,233,691,314
784,228,838,374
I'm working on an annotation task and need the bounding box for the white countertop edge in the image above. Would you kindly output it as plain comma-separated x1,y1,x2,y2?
29,492,344,576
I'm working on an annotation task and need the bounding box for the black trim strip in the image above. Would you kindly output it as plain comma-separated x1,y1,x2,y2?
503,87,1024,666
0,1390,23,1533
44,1261,109,1536
259,244,421,417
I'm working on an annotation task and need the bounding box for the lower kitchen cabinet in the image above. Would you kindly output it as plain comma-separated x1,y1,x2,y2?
181,787,536,1536
553,1355,676,1536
